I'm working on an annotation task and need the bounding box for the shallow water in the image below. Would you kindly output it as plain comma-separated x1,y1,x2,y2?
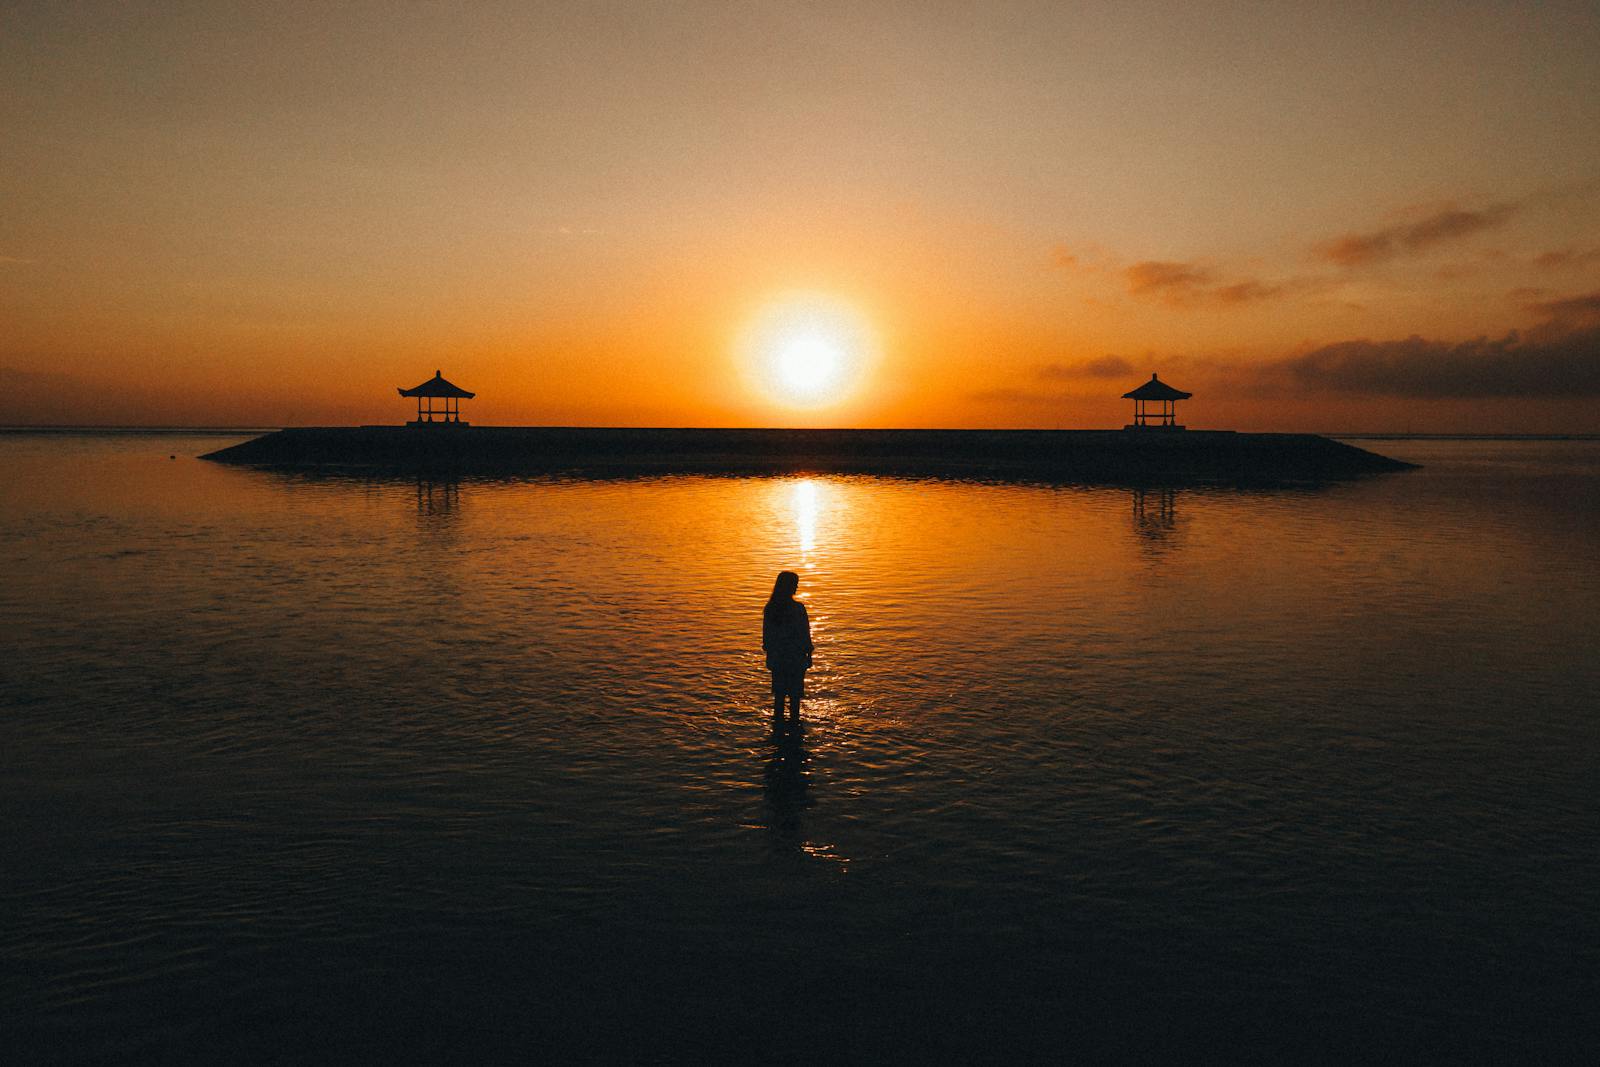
3,434,1597,1062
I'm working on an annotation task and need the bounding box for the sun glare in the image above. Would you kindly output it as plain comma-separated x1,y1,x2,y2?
740,293,875,410
776,335,842,397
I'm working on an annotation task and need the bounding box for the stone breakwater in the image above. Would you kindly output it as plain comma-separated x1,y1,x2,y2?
202,426,1417,483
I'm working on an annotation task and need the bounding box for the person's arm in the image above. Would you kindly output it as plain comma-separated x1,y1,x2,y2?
800,604,814,663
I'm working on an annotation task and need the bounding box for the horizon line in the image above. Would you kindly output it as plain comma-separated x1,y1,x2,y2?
4,424,1599,442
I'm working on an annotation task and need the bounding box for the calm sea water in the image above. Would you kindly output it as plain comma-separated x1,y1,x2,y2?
3,433,1597,1063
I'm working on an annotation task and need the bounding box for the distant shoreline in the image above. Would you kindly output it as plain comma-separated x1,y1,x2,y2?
1331,433,1600,441
0,426,280,436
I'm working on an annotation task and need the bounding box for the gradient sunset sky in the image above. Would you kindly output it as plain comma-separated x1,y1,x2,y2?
3,1,1598,431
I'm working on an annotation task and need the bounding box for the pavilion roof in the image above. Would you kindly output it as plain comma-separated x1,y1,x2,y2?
1122,374,1192,401
398,370,475,399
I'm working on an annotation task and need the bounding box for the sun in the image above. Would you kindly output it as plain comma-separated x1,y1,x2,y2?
776,334,843,398
740,293,875,410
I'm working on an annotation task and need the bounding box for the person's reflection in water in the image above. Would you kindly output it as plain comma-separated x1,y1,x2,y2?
763,731,810,851
762,570,814,729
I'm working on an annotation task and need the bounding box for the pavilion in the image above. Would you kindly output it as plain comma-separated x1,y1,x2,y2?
1122,373,1191,430
398,370,475,426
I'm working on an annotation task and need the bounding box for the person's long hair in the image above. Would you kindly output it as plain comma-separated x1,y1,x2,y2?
764,570,800,626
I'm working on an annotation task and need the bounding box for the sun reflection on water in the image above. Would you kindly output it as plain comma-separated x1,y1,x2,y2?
793,478,819,558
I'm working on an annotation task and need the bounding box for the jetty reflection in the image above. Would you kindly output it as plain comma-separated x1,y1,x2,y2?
1131,486,1180,550
415,477,460,517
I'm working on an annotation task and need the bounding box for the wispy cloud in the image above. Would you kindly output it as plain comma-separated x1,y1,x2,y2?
1120,260,1308,308
1038,355,1134,380
1317,202,1518,267
1051,242,1116,273
1059,187,1575,314
1533,247,1600,271
1125,260,1212,298
974,354,1153,404
1213,280,1287,305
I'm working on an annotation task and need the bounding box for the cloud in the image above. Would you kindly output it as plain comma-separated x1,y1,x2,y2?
1404,205,1515,248
977,355,1150,405
1317,202,1518,267
1120,260,1307,308
1534,247,1600,271
987,292,1600,406
1525,290,1600,325
1125,260,1213,298
1038,355,1133,380
1279,331,1599,397
1055,237,1315,309
1213,280,1286,305
1278,296,1600,398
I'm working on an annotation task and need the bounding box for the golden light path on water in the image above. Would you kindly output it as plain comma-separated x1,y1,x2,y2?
778,476,847,868
793,478,819,559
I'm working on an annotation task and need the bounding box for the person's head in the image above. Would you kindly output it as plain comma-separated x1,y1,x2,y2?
770,570,800,601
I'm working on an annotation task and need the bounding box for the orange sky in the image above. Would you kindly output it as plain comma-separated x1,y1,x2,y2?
3,1,1599,431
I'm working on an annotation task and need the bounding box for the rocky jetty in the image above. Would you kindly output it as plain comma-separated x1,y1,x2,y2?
202,426,1416,484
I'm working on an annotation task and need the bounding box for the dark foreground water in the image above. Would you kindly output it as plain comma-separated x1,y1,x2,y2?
2,434,1597,1063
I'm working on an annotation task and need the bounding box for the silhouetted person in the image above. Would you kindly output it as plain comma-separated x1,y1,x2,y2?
762,570,813,726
